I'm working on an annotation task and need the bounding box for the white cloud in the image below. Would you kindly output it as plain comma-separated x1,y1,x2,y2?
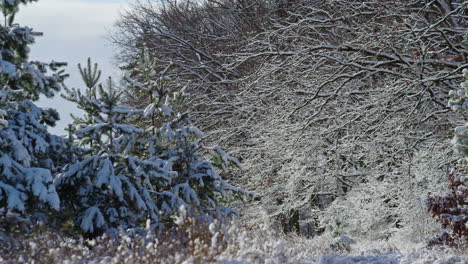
19,0,126,39
15,0,129,135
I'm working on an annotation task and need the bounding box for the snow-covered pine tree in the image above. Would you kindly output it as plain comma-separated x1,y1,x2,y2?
72,58,100,137
0,0,67,214
56,60,175,234
124,51,246,221
449,68,468,166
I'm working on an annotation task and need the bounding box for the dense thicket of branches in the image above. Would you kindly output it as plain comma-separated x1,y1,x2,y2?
112,0,467,240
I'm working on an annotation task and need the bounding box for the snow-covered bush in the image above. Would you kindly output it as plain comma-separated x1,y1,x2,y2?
426,170,467,246
426,69,468,246
0,0,67,214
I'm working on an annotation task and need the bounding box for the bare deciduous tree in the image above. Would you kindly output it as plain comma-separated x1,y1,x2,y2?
111,0,467,239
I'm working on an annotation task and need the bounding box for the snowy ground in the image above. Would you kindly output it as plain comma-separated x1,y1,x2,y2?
302,253,467,264
217,235,468,264
0,216,466,263
0,234,466,263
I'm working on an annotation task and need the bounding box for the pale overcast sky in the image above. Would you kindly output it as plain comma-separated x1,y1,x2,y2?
16,0,130,135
